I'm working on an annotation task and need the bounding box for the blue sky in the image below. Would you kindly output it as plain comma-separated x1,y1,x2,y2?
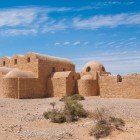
0,0,140,74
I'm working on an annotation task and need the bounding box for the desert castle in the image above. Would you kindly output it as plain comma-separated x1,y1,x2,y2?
0,52,139,99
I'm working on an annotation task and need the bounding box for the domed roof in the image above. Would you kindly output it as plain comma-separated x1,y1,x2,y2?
82,61,106,73
0,67,16,75
4,70,35,78
81,74,93,80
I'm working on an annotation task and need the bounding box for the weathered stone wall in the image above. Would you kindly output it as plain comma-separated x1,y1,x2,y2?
0,77,47,99
0,54,39,77
47,78,67,97
0,52,75,98
18,78,46,99
0,78,18,98
47,72,77,97
99,74,140,99
39,60,75,96
77,79,98,96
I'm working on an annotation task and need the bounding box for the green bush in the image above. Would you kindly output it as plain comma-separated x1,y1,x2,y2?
60,94,85,102
64,100,87,122
90,120,111,139
43,111,52,119
50,110,66,123
109,117,125,129
59,96,71,102
43,100,87,123
89,108,125,139
43,110,66,123
70,94,85,101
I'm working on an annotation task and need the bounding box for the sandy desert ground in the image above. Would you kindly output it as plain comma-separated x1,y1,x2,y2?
0,97,140,140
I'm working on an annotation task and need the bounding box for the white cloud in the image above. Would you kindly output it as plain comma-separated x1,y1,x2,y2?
42,20,68,33
63,41,70,45
0,6,140,36
0,8,38,27
73,13,140,29
73,41,80,45
54,42,60,46
83,41,89,45
0,29,37,36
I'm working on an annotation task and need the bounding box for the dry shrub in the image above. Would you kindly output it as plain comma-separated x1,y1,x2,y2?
60,94,85,102
89,108,125,139
64,99,87,122
43,100,87,123
109,117,125,130
90,119,111,139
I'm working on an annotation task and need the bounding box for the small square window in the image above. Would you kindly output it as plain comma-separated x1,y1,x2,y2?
27,57,30,63
14,59,17,65
52,67,55,72
73,76,75,80
3,61,5,66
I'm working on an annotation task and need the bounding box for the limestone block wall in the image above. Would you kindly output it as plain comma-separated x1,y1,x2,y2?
38,59,75,79
66,77,77,96
99,74,140,99
0,78,18,98
0,54,39,77
47,78,67,97
47,71,77,97
17,78,47,99
38,59,75,96
77,79,98,96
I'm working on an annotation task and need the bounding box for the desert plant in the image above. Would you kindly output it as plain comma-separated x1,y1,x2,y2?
43,109,65,123
43,111,52,119
90,120,111,139
60,94,85,101
43,99,87,123
70,94,85,101
50,102,56,110
109,117,125,130
50,110,66,123
59,96,71,101
89,108,125,139
64,100,87,122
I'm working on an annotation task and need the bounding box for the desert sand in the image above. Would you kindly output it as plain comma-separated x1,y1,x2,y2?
0,97,140,140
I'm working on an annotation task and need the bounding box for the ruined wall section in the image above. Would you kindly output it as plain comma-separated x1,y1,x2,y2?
47,72,77,97
0,78,18,98
0,54,39,77
47,78,67,97
0,77,47,99
66,74,77,96
99,74,140,99
38,59,75,96
77,79,98,96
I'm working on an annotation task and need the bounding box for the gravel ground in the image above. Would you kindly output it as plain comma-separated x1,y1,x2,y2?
0,97,140,140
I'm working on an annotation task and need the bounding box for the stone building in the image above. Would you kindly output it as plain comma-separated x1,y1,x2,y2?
0,52,139,99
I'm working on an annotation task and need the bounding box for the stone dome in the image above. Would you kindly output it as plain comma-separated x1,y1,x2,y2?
82,61,106,73
81,74,93,80
0,67,16,75
4,70,35,78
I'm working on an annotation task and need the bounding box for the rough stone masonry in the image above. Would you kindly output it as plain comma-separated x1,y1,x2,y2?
0,52,139,99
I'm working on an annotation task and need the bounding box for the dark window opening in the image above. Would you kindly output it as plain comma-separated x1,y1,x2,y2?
14,59,17,65
63,68,65,71
86,66,91,72
102,66,105,71
52,67,55,72
27,57,30,63
117,74,122,82
73,76,75,80
3,61,5,66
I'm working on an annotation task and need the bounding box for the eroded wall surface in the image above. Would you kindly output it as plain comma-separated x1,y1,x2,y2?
99,74,140,99
78,79,98,96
